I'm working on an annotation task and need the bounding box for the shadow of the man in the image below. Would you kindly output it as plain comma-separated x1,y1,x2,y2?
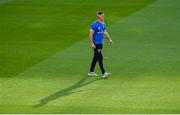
33,76,102,107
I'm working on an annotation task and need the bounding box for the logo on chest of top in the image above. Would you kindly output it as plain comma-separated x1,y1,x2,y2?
98,26,101,31
97,26,103,34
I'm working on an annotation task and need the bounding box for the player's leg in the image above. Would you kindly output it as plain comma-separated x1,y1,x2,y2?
97,51,105,74
88,49,98,77
96,45,105,74
97,45,110,78
90,52,98,72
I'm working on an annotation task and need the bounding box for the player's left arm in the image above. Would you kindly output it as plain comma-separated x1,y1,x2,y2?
104,30,113,44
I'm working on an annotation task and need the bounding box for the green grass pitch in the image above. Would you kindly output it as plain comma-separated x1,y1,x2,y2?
0,0,180,113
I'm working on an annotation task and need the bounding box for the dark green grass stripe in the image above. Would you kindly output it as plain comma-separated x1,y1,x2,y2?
0,0,13,4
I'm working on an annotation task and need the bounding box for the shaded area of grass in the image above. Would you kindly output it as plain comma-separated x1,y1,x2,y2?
33,77,102,107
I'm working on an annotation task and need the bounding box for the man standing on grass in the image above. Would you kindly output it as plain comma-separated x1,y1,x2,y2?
88,11,113,78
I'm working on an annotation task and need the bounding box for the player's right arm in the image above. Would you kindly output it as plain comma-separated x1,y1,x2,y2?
89,29,96,49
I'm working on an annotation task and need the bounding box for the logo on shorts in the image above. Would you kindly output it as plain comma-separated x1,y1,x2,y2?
98,49,101,52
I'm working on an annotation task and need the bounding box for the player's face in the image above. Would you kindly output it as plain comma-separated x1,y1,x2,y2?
97,14,104,21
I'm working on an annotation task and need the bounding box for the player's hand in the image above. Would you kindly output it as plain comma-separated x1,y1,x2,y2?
91,43,96,49
109,39,113,45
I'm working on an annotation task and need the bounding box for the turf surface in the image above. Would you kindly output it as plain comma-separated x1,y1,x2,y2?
0,0,180,113
0,0,155,78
